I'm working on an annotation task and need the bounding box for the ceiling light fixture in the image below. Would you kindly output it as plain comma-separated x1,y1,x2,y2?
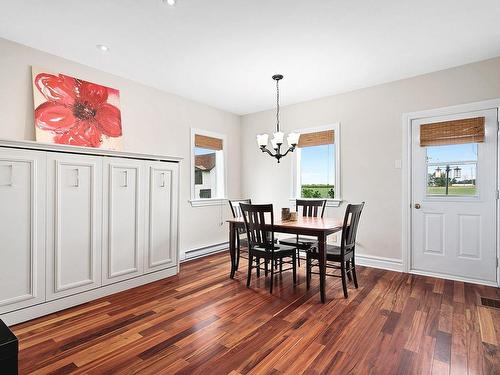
96,44,109,52
256,75,300,163
163,0,176,6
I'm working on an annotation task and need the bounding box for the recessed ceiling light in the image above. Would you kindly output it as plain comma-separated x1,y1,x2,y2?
96,44,109,52
163,0,176,6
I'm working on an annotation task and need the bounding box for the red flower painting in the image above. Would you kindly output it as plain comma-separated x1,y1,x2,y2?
33,69,122,149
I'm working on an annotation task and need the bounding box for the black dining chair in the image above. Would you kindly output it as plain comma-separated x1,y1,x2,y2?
228,199,252,269
306,202,364,298
279,199,327,267
240,203,297,294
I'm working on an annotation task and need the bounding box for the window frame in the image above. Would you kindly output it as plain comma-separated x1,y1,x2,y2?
290,123,342,207
190,128,227,207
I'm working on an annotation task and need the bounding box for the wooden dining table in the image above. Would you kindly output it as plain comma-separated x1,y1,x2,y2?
227,216,343,303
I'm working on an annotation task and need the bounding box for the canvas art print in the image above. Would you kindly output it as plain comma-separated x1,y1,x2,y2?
32,67,123,150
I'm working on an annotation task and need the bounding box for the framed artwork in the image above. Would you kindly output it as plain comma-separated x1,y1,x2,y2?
32,67,123,150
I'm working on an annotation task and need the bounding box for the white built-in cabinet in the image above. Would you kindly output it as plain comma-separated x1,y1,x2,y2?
0,148,46,314
0,140,180,324
145,162,179,273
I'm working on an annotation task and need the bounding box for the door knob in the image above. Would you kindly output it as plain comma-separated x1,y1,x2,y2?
414,203,421,209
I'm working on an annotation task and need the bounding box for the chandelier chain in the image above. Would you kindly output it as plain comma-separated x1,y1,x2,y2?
276,78,280,132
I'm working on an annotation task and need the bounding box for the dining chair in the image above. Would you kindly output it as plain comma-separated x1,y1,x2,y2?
306,202,365,298
239,203,297,293
228,199,252,269
279,199,327,267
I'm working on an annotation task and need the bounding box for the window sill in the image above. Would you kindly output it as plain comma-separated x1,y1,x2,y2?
189,198,228,207
288,198,342,208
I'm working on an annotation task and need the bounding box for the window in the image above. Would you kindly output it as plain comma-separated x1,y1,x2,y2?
426,144,478,197
191,129,226,206
292,124,341,206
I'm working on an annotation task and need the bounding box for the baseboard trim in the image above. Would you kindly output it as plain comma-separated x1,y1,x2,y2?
183,242,229,261
355,254,404,272
0,266,178,326
410,268,498,287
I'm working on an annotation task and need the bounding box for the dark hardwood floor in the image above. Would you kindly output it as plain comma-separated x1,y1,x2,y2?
12,251,500,374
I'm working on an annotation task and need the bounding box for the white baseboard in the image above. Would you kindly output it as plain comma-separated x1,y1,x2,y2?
1,266,178,326
183,242,229,261
355,254,404,272
410,268,498,287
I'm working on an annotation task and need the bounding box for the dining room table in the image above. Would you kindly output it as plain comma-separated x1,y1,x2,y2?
227,216,343,303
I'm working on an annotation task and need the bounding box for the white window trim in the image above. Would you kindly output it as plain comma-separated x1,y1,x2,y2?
189,128,228,207
290,123,342,208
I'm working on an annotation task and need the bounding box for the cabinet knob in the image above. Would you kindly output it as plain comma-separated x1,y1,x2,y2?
414,203,421,209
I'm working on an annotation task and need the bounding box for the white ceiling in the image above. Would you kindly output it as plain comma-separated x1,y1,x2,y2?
1,0,500,115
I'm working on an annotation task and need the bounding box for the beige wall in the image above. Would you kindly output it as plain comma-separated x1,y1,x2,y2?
241,57,500,262
0,38,241,259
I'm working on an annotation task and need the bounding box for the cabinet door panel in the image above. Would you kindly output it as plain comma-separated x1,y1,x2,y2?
46,153,102,300
145,162,179,273
102,158,144,285
0,148,45,313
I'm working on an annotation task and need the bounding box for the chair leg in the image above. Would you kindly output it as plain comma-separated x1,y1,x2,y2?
351,258,358,289
292,254,297,285
270,257,274,294
274,258,278,270
346,260,352,282
306,255,311,290
235,234,240,269
340,261,348,298
256,257,260,277
265,259,268,277
297,248,301,267
279,257,283,273
246,253,252,287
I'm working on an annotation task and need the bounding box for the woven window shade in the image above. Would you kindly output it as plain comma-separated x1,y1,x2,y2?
420,117,485,147
297,130,334,148
195,134,223,151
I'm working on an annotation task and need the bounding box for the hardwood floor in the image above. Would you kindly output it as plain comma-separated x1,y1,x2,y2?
12,251,500,374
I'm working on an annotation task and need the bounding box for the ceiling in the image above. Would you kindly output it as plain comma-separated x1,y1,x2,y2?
1,0,500,115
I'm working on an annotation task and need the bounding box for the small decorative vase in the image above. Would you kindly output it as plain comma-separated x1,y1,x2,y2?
281,208,291,221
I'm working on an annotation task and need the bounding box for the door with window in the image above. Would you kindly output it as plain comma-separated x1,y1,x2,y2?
411,109,498,284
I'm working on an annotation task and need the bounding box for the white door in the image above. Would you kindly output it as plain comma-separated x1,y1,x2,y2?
46,153,102,300
102,157,145,285
0,148,46,313
144,161,179,273
411,109,498,284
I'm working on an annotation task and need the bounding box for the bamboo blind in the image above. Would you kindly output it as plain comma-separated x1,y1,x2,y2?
195,134,223,151
420,117,485,147
297,130,334,148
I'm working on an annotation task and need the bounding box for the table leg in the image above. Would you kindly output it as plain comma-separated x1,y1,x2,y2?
229,222,236,279
318,232,327,303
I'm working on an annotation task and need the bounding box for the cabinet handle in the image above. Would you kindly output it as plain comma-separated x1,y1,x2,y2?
160,172,165,188
122,170,128,188
74,168,80,187
1,165,13,187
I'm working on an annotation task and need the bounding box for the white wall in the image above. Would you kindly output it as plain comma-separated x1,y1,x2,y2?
241,57,500,262
0,38,241,259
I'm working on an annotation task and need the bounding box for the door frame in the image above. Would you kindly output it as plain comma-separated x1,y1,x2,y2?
402,99,500,287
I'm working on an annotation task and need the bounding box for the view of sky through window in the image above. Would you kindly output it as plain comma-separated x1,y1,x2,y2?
300,144,335,185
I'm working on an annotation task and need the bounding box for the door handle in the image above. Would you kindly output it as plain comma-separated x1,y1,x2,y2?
1,165,13,187
122,170,128,188
414,203,421,209
73,168,80,188
0,164,14,187
160,172,165,188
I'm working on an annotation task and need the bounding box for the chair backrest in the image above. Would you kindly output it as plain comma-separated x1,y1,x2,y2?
296,199,327,218
239,203,274,250
229,199,252,219
341,202,365,254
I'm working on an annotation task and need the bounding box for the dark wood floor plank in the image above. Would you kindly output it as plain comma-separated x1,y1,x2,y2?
11,250,499,375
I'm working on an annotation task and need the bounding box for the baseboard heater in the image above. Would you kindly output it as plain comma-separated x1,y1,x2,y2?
184,242,229,261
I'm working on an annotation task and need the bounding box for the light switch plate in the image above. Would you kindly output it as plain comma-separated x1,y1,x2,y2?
394,159,402,169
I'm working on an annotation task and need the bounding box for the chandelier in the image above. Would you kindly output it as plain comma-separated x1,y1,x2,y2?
256,74,300,163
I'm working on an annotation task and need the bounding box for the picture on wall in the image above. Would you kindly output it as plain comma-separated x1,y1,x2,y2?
32,67,123,150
